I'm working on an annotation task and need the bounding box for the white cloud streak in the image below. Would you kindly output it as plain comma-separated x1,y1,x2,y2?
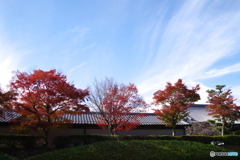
68,62,88,74
79,44,96,53
136,0,240,104
68,27,91,45
200,63,240,79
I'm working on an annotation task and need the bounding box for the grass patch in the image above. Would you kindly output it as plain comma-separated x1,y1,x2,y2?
0,152,20,160
25,140,238,160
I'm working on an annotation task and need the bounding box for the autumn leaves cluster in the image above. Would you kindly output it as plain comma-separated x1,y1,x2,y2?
152,79,201,136
0,69,239,145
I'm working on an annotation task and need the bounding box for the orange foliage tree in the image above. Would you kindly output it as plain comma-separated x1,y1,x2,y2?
9,69,89,145
89,78,147,135
153,79,200,136
206,85,240,136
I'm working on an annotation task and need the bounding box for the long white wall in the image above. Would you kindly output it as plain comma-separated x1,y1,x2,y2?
0,126,185,146
0,126,185,137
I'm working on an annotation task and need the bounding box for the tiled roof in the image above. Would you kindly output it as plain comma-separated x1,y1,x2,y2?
0,109,20,122
1,104,238,125
0,110,188,125
62,113,188,125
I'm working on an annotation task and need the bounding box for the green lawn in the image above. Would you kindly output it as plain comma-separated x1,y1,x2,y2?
23,140,238,160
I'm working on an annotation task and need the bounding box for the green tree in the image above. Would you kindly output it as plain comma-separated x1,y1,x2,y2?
0,86,16,118
206,85,240,136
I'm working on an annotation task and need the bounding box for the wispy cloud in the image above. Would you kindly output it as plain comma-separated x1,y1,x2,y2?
79,44,96,53
68,62,88,74
199,63,240,79
68,26,90,45
59,26,91,47
136,0,240,103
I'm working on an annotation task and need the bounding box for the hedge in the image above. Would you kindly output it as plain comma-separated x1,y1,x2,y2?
52,134,240,148
0,134,45,148
0,152,20,160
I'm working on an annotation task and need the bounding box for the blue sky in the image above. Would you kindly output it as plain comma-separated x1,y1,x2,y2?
0,0,240,107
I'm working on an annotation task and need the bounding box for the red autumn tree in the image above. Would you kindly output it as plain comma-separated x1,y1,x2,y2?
88,78,147,135
9,69,89,145
206,85,240,136
153,79,200,136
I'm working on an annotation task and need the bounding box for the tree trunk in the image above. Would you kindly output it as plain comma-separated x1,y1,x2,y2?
44,114,51,146
172,124,176,136
222,121,225,136
108,123,117,135
109,129,114,135
43,128,50,147
109,128,117,135
108,123,114,135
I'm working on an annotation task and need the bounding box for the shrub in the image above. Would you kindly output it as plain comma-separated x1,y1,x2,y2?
52,136,71,148
53,135,148,148
149,135,181,140
20,136,45,148
181,135,214,144
116,135,147,141
212,135,240,145
52,134,240,148
0,134,20,148
71,134,113,145
179,135,240,145
0,152,20,160
0,134,44,148
186,122,220,136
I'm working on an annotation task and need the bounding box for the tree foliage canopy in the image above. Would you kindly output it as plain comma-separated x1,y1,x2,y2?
88,78,147,135
153,79,200,136
0,87,17,118
0,87,16,109
9,69,89,144
206,85,240,136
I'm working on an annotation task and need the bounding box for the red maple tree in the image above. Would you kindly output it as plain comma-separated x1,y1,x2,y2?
9,69,89,145
89,78,147,135
153,79,200,136
206,85,240,136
